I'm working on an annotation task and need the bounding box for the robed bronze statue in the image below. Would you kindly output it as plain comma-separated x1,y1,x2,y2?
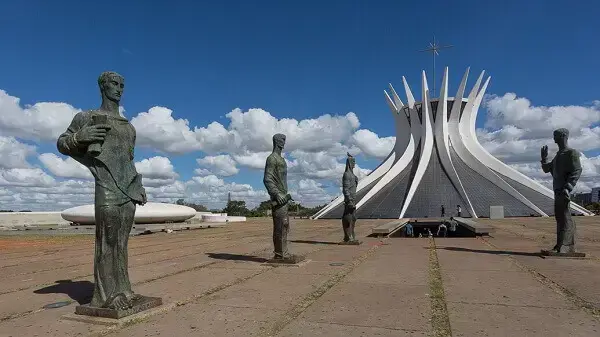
57,72,161,317
340,153,360,245
540,128,583,255
263,134,303,263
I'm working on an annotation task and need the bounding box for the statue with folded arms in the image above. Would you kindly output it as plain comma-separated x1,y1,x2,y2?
263,133,303,262
57,71,156,313
540,128,582,255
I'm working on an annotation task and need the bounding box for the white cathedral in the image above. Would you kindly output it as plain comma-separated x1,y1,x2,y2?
313,67,592,219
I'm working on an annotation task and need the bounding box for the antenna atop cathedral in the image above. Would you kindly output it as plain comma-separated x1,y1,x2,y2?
419,35,453,97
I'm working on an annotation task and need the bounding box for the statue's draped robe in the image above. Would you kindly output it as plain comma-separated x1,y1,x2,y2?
263,153,289,258
57,111,144,307
341,160,358,241
541,148,582,250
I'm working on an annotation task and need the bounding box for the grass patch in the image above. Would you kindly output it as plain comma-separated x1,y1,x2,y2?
428,238,452,337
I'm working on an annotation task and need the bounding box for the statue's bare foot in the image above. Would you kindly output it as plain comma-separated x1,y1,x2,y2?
123,290,141,303
559,245,575,254
107,293,132,311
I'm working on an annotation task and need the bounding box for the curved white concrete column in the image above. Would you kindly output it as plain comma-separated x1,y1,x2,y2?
312,90,401,219
354,90,415,210
461,80,591,216
399,71,435,218
434,67,476,218
312,149,395,219
402,76,416,108
457,72,547,216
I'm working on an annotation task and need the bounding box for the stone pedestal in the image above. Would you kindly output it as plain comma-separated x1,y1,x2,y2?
540,250,587,259
339,240,362,245
74,296,162,319
264,255,308,267
266,254,305,264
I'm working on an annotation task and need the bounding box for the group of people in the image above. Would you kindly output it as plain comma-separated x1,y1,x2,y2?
403,217,458,238
440,204,461,218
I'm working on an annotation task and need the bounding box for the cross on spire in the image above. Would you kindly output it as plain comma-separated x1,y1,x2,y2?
419,36,453,97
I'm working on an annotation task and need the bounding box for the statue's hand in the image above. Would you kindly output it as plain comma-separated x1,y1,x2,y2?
76,124,112,144
140,189,147,205
347,201,355,209
541,145,548,160
276,194,287,206
562,188,570,200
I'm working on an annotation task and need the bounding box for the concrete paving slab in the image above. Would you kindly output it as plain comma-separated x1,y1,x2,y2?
443,269,578,309
344,241,429,285
276,320,428,337
436,247,523,272
298,282,431,332
447,302,600,337
109,303,278,337
207,271,330,310
305,245,375,262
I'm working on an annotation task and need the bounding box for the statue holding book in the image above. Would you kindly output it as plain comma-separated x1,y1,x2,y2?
57,72,161,318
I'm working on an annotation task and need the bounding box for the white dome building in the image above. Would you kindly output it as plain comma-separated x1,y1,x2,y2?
62,202,197,225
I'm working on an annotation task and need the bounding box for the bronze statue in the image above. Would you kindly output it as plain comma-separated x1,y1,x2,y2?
341,153,360,244
263,134,302,262
57,72,161,317
540,128,583,255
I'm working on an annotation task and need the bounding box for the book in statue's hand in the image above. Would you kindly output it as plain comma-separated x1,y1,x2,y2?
87,114,108,156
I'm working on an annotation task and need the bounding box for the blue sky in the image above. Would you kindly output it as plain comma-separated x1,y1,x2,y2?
1,0,599,209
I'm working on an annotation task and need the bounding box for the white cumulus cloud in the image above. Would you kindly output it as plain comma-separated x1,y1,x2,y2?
0,90,81,141
195,155,239,177
39,153,92,179
0,136,36,169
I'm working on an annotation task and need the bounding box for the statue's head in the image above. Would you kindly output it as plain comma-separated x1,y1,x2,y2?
272,133,286,151
98,71,124,103
345,152,355,171
553,128,569,147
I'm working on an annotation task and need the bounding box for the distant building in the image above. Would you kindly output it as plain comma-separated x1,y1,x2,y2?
573,193,592,206
591,187,600,203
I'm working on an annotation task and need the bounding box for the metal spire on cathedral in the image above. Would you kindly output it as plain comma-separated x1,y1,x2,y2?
419,36,453,97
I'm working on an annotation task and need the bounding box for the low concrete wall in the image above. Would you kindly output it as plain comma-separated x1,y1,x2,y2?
0,212,70,227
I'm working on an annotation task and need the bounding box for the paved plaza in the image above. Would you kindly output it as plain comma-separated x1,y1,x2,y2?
0,216,599,336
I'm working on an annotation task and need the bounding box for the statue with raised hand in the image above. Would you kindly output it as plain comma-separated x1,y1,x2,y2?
263,133,302,263
540,128,583,255
341,153,360,245
57,72,160,317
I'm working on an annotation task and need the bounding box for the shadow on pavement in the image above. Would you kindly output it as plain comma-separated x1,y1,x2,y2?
290,240,340,245
438,246,541,257
34,279,94,304
206,253,268,263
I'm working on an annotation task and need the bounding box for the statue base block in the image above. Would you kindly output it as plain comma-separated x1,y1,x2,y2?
264,255,307,267
540,250,587,259
339,240,362,245
74,296,163,319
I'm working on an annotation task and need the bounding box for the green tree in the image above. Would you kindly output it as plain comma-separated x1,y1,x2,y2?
585,202,600,215
224,200,250,216
174,199,208,212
